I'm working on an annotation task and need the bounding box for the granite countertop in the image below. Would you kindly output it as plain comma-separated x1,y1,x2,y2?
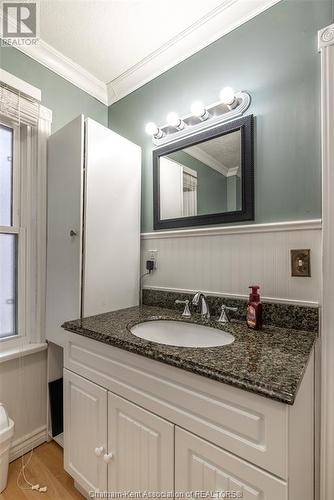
62,305,317,405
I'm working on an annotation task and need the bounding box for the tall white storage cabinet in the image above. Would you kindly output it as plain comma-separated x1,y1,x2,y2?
46,115,141,346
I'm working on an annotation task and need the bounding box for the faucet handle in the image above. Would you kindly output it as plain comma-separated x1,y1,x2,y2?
175,299,191,318
223,305,238,312
218,304,238,323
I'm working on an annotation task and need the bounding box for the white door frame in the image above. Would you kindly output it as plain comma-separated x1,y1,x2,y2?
319,23,334,500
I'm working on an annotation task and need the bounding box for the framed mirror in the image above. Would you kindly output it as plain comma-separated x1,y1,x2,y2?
153,114,254,230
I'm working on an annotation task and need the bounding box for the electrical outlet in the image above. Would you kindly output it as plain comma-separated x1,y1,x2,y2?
291,249,311,277
146,250,158,269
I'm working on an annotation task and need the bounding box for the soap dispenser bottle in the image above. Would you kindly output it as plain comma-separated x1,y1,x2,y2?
246,285,263,330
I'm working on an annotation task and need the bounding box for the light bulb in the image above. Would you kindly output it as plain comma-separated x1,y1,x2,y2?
166,112,184,130
145,122,159,136
145,122,164,139
190,101,209,120
219,87,236,106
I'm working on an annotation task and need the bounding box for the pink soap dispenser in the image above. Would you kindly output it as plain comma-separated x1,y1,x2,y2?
246,285,263,330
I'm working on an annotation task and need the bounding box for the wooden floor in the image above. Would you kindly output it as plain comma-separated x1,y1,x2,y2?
0,442,84,500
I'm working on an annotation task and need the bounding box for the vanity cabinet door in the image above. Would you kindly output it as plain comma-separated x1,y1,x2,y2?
175,427,287,500
64,369,108,494
107,392,174,496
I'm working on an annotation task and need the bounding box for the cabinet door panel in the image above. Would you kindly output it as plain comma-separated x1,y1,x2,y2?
108,392,174,495
46,115,84,346
64,369,107,494
83,119,141,317
175,427,287,500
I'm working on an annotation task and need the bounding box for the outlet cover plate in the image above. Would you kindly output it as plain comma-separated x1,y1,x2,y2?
146,250,158,269
291,249,311,277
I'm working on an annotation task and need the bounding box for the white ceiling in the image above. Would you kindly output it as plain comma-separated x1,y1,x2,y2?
5,0,281,104
40,0,224,84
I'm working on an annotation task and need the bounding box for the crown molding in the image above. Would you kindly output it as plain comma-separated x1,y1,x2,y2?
226,165,240,177
0,8,106,104
13,39,108,105
107,0,282,105
187,145,229,176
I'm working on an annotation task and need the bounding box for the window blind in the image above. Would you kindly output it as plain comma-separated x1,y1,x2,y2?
0,83,40,126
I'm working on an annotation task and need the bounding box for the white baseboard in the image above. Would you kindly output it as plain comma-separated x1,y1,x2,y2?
74,481,89,499
9,426,48,462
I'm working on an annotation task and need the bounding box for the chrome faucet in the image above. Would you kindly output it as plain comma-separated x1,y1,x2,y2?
192,292,210,320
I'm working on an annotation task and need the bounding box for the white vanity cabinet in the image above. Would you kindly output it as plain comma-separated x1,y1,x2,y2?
64,369,174,496
64,332,315,500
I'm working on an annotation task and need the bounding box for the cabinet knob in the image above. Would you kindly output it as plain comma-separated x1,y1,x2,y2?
94,446,104,457
103,452,113,464
69,230,77,237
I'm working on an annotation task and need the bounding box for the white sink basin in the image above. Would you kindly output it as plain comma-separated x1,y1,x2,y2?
130,320,235,348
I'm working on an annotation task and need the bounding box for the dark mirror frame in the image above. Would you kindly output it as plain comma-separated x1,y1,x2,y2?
153,114,254,230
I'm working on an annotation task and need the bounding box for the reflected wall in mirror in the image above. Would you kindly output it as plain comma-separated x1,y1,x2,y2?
153,115,254,229
160,129,241,220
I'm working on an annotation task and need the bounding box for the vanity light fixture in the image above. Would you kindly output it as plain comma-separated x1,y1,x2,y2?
146,87,251,146
219,87,238,109
166,112,185,130
190,101,209,121
145,122,164,139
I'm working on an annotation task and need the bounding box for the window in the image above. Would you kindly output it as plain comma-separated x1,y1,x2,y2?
182,166,197,217
0,73,51,351
0,123,19,339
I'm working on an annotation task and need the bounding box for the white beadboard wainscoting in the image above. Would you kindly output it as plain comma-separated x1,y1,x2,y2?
141,220,322,306
0,350,48,461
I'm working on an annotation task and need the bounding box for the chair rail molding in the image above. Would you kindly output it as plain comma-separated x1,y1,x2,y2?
319,22,334,500
141,219,322,239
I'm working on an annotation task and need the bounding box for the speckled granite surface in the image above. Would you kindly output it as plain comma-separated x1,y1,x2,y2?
142,289,319,332
62,305,317,405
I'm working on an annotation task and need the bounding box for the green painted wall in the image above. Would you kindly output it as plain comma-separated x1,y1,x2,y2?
108,0,332,232
227,176,241,212
169,150,228,214
0,46,107,132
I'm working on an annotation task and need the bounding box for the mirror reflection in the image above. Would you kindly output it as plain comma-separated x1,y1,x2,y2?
159,129,241,220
